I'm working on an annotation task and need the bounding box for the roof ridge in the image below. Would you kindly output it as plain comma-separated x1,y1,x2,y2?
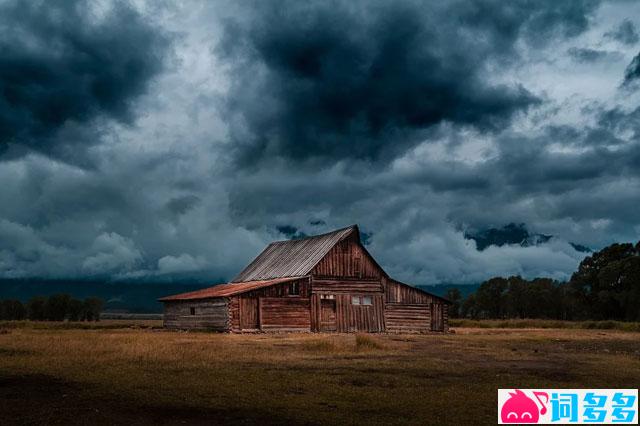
270,224,358,244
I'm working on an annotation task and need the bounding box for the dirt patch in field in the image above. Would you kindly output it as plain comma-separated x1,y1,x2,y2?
0,374,315,426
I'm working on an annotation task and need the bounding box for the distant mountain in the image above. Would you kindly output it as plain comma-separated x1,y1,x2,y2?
0,278,479,312
570,243,592,253
465,223,591,252
0,279,212,313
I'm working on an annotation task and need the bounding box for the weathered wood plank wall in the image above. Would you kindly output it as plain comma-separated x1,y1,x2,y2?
260,297,311,331
310,274,385,332
309,292,384,332
385,280,437,304
229,296,240,331
312,234,382,279
239,296,259,329
229,277,312,332
309,233,387,332
163,298,229,330
312,279,382,293
334,293,384,332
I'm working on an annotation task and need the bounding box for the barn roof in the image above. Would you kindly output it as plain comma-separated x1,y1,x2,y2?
158,276,305,301
159,224,448,303
232,225,358,282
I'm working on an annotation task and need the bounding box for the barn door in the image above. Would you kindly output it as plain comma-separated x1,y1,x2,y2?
430,303,443,331
240,297,259,330
320,299,337,332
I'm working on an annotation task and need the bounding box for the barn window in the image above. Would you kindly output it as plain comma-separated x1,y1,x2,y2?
354,257,361,276
289,282,300,296
351,296,372,306
190,307,196,315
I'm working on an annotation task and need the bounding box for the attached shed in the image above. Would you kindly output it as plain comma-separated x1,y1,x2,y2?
160,225,450,333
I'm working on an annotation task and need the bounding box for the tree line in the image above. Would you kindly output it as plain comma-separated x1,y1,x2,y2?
0,294,104,321
446,241,640,321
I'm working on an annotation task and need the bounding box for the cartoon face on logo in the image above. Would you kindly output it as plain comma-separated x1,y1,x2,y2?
501,389,548,423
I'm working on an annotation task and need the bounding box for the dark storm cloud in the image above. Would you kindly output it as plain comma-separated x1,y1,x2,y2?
605,19,639,45
166,195,201,217
4,0,638,285
622,51,640,86
459,0,598,47
218,0,599,164
597,105,640,144
0,0,169,154
567,47,622,63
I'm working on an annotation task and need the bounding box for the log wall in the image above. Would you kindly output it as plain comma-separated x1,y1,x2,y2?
384,303,430,333
384,280,449,333
163,298,229,331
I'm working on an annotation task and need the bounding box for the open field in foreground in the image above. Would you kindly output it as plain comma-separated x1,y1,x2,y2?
1,322,639,425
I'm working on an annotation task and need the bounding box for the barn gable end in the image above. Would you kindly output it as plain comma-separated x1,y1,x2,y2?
311,231,384,280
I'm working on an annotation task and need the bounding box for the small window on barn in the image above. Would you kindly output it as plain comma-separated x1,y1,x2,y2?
190,307,196,315
351,296,360,305
354,257,361,276
289,282,300,296
361,296,372,306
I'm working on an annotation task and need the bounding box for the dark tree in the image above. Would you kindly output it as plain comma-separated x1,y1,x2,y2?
464,240,640,321
83,298,104,321
1,299,26,320
67,298,85,321
522,278,561,319
570,242,640,320
445,288,462,318
461,293,478,319
505,276,527,318
45,294,71,321
27,296,47,321
474,277,509,319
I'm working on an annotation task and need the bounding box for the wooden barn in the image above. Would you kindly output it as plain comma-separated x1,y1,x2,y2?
159,225,450,333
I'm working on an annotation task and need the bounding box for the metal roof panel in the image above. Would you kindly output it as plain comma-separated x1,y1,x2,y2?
158,276,305,301
231,225,358,282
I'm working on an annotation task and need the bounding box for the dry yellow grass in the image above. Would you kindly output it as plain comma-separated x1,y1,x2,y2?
450,318,640,331
1,322,639,425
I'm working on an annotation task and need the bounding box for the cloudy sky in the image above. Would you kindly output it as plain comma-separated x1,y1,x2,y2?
1,0,639,285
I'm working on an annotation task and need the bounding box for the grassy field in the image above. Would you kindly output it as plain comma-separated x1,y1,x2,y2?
449,318,640,331
1,321,639,425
